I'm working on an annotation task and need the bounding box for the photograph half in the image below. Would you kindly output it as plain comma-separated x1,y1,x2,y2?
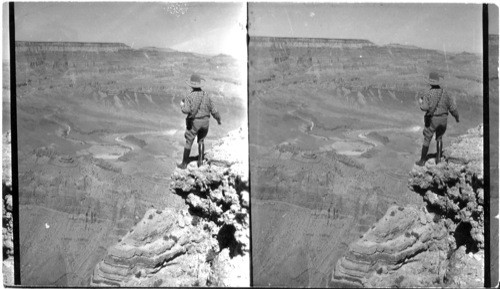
249,3,486,287
12,2,248,286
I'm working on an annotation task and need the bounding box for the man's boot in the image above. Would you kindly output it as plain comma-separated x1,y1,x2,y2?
415,145,429,166
436,140,442,164
198,143,205,167
177,148,190,169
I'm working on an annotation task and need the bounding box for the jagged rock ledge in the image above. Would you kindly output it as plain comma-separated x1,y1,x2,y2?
90,127,249,287
170,126,250,283
331,125,484,288
410,124,484,249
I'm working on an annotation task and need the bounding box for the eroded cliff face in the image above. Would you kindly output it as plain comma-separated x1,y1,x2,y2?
90,128,249,287
331,125,484,288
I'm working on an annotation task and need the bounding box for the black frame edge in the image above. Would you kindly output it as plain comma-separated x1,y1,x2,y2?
8,1,21,286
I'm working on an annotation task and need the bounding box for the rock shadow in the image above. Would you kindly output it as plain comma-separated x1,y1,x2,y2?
454,222,479,254
217,224,240,257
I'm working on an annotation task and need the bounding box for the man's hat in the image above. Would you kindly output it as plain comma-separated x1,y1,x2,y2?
425,72,443,85
186,73,205,88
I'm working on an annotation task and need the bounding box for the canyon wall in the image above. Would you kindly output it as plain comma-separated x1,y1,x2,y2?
249,36,483,105
14,41,244,114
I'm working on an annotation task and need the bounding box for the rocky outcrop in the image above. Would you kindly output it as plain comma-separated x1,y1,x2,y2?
170,162,250,255
410,125,484,249
90,128,249,287
331,125,484,288
2,131,14,285
170,126,250,284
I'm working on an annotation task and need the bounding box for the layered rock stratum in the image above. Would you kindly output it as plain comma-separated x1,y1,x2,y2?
2,131,14,285
90,127,249,287
331,125,484,288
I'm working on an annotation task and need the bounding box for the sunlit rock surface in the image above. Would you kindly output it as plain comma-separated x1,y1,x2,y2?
331,125,484,288
91,128,249,287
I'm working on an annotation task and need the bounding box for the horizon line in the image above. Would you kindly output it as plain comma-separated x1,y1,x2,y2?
7,41,238,61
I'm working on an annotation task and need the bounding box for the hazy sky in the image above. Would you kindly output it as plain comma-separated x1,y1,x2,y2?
9,2,246,59
249,3,484,54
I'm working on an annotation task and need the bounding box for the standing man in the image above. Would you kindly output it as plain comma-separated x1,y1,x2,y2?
415,72,459,166
178,73,222,169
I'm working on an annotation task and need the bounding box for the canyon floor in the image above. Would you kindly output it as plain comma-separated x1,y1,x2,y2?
11,43,246,286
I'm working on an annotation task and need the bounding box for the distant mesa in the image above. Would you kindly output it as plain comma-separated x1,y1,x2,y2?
250,36,375,49
14,41,229,57
15,41,131,53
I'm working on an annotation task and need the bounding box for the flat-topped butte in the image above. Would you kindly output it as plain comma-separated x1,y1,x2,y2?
15,41,131,53
250,36,375,49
